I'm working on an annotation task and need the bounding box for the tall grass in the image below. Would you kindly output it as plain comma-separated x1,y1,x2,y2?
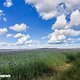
0,49,80,80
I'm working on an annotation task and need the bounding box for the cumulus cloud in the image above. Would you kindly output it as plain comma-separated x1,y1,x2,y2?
48,29,80,43
0,39,40,49
26,0,80,20
48,10,80,44
54,29,80,36
48,33,66,43
52,14,67,30
6,33,31,45
52,10,80,30
66,38,80,44
0,38,40,49
66,0,80,11
25,0,64,20
12,33,39,46
9,23,29,32
16,35,30,44
70,10,80,26
66,10,80,29
6,33,30,39
14,33,27,38
25,0,80,45
0,31,40,48
3,0,13,7
0,28,8,35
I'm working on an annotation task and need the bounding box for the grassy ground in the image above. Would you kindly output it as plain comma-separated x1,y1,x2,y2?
0,49,80,80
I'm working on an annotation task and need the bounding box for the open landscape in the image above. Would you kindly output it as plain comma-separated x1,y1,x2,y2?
0,49,80,80
0,0,80,80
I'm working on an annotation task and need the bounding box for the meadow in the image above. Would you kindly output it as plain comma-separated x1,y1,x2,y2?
0,48,80,80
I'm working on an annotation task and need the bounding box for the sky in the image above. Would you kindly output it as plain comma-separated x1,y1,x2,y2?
0,0,80,49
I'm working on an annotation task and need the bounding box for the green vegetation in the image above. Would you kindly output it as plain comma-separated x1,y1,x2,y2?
0,49,80,80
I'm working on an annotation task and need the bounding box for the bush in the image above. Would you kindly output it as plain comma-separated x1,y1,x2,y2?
58,53,80,80
66,53,77,63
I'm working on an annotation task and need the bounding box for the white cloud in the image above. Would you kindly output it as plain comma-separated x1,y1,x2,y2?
66,38,78,43
42,43,80,49
66,10,80,29
0,28,8,35
3,18,7,21
0,38,40,49
52,10,80,30
70,10,80,26
26,0,80,20
55,29,80,36
48,9,80,44
6,33,30,39
25,40,39,45
48,33,66,43
13,34,39,46
66,0,80,11
4,29,39,48
9,23,29,32
3,0,13,7
0,40,40,49
0,10,4,16
6,34,13,37
0,41,80,49
48,29,80,44
52,14,67,30
14,33,26,38
0,9,6,21
16,35,30,44
0,42,9,46
42,36,47,40
26,0,64,20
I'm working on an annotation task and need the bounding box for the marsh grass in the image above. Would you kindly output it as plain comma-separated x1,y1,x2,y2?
0,49,80,80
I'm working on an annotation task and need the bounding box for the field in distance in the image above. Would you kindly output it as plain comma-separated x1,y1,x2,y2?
0,48,80,80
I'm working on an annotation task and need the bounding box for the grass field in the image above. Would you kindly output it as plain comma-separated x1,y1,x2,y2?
0,49,80,80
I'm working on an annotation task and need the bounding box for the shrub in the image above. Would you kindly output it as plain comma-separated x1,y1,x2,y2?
66,53,77,63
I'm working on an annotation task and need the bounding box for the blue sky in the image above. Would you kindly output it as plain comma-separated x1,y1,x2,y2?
0,0,80,49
